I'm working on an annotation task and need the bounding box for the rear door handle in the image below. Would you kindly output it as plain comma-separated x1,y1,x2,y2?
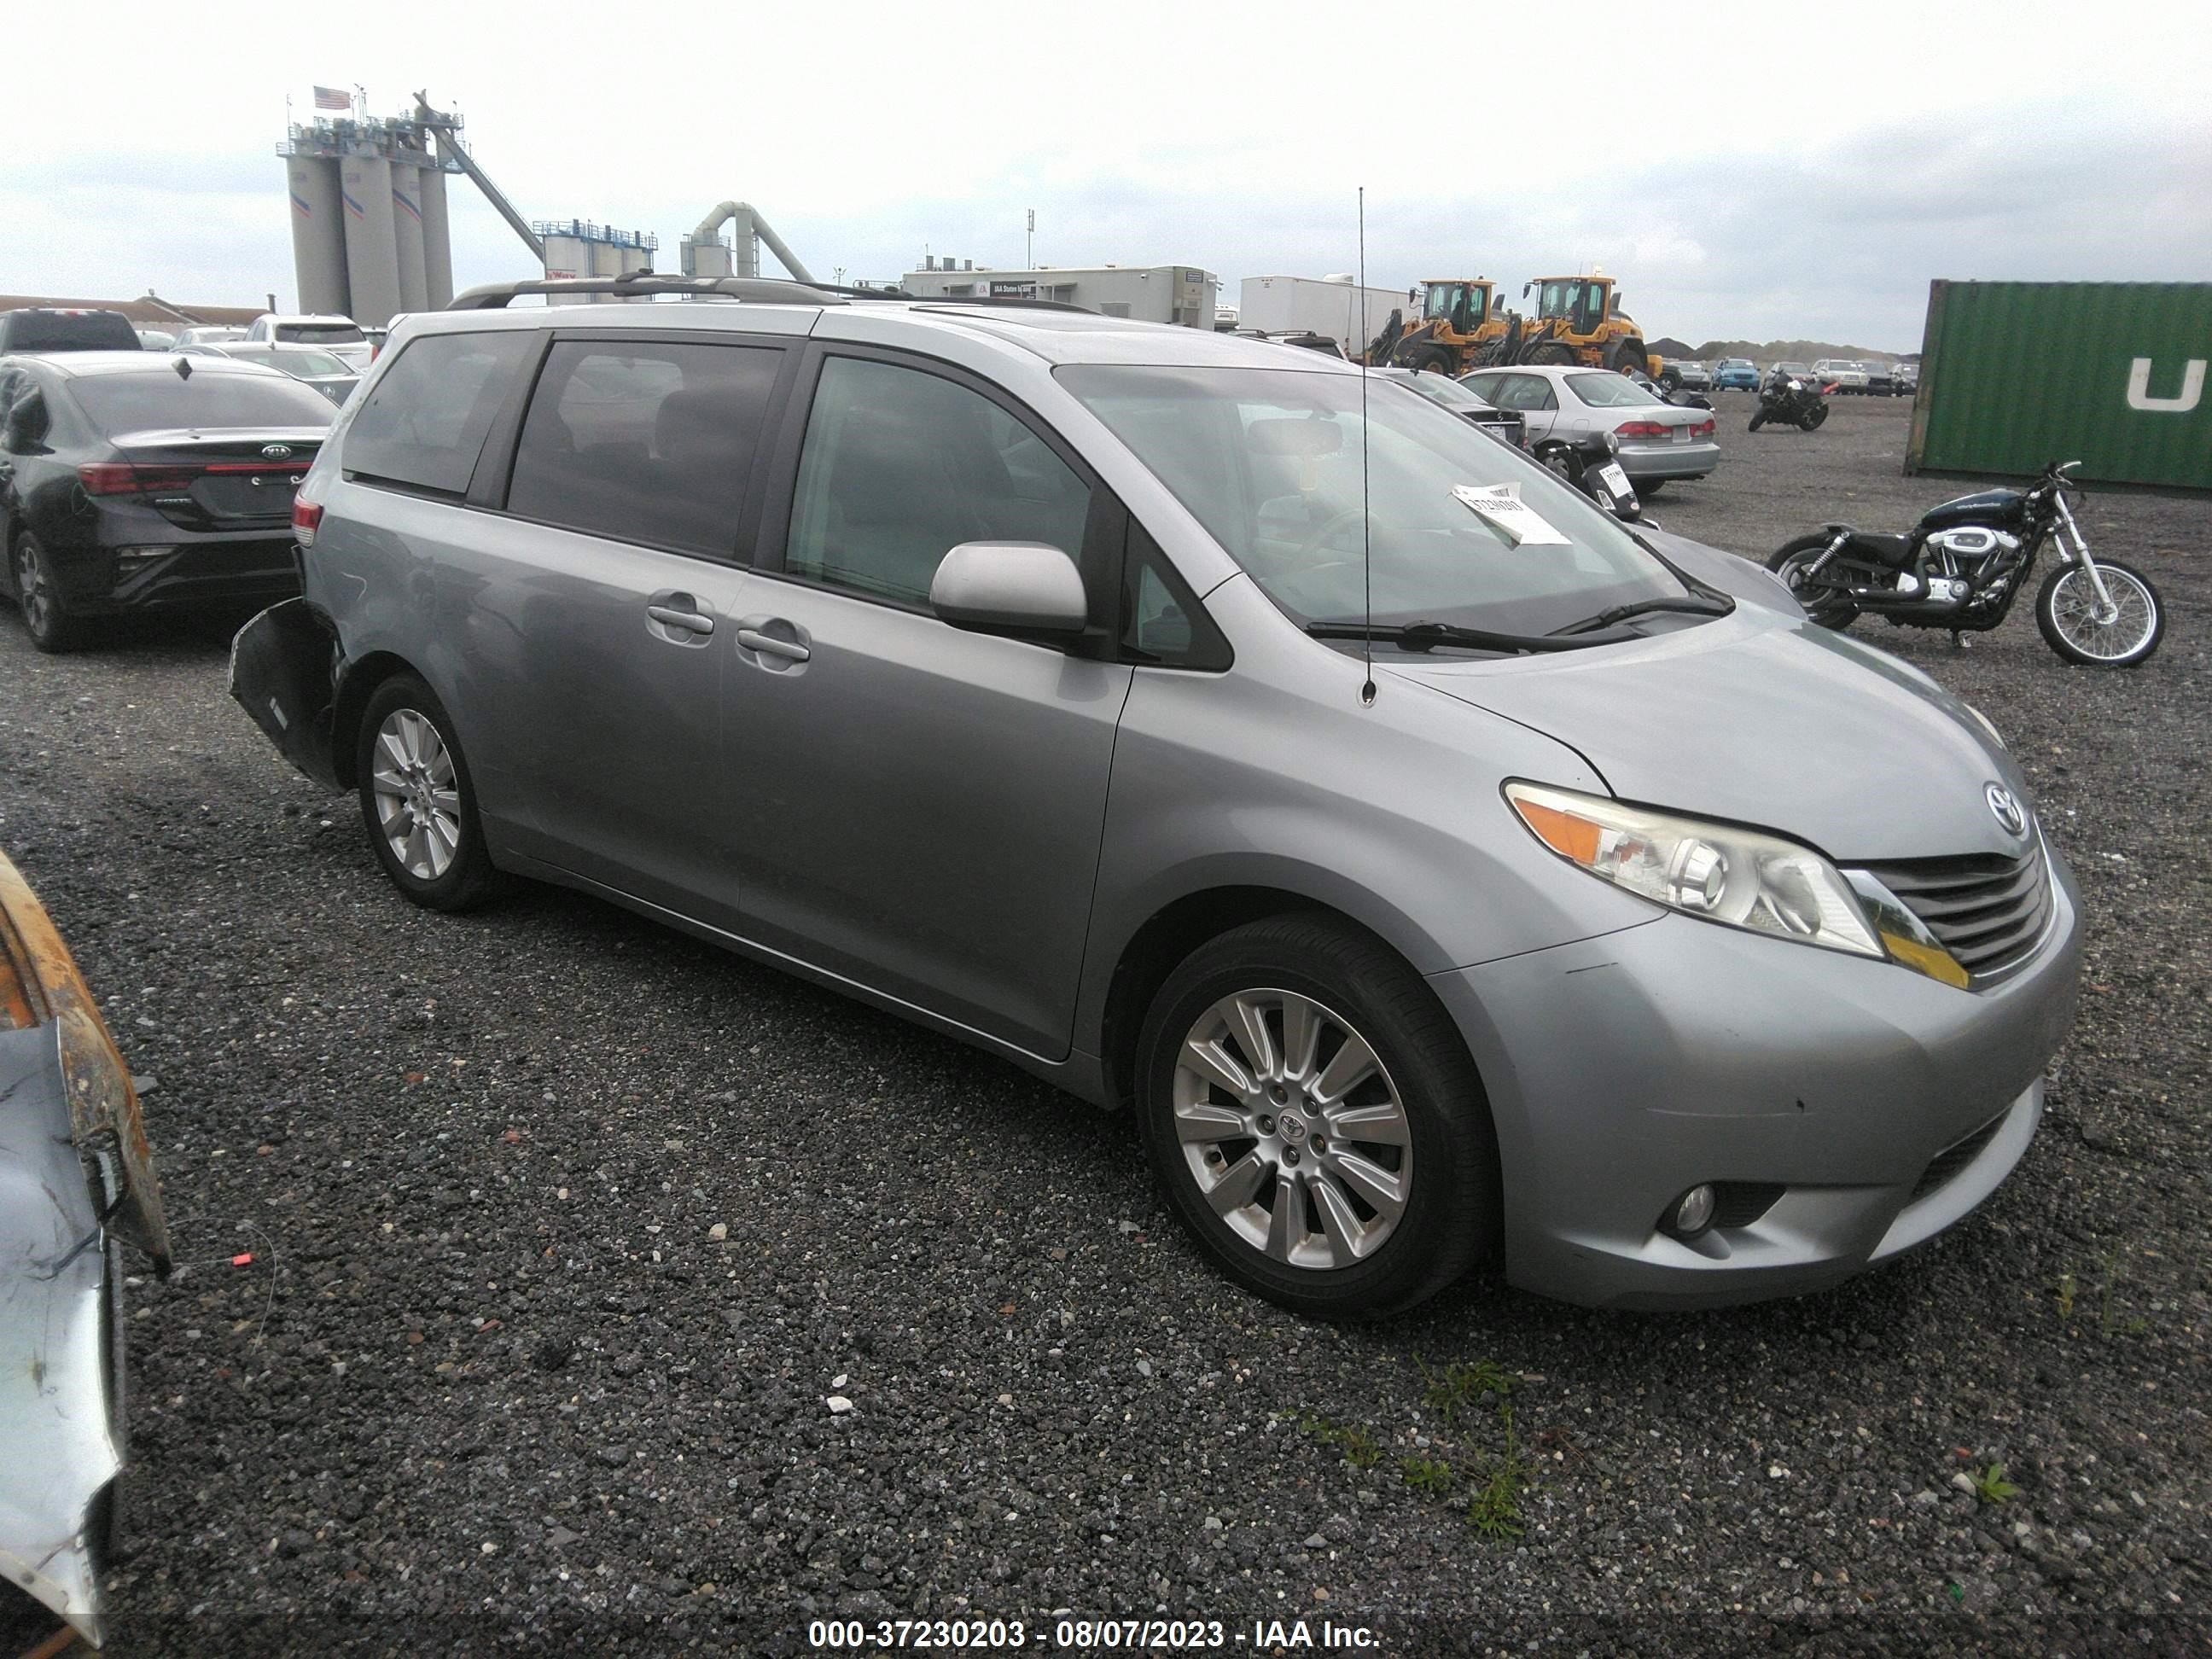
736,626,810,662
647,603,715,636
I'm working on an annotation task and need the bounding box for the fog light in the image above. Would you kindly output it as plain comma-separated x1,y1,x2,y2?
1672,1184,1716,1237
116,545,178,566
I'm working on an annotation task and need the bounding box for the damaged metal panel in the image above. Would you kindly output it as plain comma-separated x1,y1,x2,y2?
229,597,343,790
0,1027,119,1648
0,850,169,1647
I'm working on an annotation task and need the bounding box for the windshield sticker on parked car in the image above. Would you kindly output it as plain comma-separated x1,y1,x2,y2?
1452,484,1570,546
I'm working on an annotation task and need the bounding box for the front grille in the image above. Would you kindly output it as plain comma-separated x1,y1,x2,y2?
1860,840,2053,981
1912,1112,2006,1202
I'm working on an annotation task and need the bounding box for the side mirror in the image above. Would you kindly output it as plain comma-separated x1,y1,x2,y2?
930,542,1088,636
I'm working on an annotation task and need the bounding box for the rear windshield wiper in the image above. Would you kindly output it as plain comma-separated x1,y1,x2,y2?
1306,620,1611,655
1546,591,1734,637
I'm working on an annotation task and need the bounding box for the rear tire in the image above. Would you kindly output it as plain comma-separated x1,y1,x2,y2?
2034,560,2164,667
10,531,86,653
1767,535,1860,630
1136,914,1498,1320
1802,403,1830,431
355,674,503,911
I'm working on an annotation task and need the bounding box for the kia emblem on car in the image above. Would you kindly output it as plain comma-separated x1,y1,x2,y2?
260,443,294,460
1986,783,2028,837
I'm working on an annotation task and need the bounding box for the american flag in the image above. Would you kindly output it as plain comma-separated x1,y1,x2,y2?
313,86,351,111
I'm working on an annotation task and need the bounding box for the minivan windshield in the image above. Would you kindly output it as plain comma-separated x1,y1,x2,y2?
1059,364,1688,641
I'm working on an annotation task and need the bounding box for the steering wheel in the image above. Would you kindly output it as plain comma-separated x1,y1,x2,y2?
1290,505,1371,568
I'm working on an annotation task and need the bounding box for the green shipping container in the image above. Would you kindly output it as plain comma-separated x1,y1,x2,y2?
1906,280,2211,492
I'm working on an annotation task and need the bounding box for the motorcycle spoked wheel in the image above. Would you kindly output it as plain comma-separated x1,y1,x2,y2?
1766,536,1860,630
2035,559,2166,667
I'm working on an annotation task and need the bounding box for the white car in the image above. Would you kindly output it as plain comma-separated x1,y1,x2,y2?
245,313,370,354
1812,358,1870,393
1460,364,1718,492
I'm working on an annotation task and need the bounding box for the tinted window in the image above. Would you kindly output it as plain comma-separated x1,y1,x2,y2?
1,311,142,352
785,357,1091,607
66,370,337,433
345,331,534,494
505,340,782,556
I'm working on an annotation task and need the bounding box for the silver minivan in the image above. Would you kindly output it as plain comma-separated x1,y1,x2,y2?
233,278,2079,1318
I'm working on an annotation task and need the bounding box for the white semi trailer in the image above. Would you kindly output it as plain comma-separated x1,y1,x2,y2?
1238,275,1409,351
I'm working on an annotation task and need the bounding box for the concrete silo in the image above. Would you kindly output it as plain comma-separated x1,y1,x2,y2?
285,157,351,317
340,155,404,327
389,152,431,314
416,161,454,309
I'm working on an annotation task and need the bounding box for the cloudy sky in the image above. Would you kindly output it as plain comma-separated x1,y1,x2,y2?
5,1,2207,352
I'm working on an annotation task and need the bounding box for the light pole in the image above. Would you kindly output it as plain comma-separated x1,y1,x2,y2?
1026,209,1034,271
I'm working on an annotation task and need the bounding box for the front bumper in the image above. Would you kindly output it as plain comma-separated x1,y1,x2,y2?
1618,439,1720,482
1430,856,2080,1309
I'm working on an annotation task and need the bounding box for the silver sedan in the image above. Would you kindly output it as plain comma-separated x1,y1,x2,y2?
1462,364,1720,492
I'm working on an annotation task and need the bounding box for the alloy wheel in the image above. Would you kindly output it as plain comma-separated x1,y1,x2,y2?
15,538,49,635
370,708,463,880
1171,988,1412,1270
2045,567,2157,662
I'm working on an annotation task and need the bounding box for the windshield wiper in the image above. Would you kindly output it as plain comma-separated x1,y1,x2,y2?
1306,620,1611,655
1546,592,1734,637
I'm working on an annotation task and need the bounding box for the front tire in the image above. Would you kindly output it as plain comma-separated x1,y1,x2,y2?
1136,915,1497,1320
1767,536,1860,630
2035,559,2164,667
1747,410,1767,432
11,531,85,653
355,674,502,911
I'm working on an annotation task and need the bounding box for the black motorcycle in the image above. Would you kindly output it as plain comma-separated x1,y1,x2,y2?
1533,430,1641,521
1749,375,1831,432
1767,460,2166,667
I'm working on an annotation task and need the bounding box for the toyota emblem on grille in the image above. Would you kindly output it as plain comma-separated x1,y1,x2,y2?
1985,783,2028,837
260,443,294,460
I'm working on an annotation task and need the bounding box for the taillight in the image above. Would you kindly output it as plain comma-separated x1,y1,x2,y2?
1614,421,1669,439
79,463,198,496
1691,419,1716,439
293,499,323,546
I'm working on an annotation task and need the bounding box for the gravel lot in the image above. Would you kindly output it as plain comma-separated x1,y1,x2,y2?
3,392,2207,1654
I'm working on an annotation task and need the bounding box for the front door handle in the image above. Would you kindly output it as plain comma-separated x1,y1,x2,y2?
736,626,810,663
647,603,715,636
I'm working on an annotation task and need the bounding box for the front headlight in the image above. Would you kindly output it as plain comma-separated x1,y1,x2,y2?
1505,782,1884,960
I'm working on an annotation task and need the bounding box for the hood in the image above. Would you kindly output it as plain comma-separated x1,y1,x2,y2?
1387,602,2029,863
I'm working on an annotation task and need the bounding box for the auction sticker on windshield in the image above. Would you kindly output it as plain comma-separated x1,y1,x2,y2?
1452,483,1570,546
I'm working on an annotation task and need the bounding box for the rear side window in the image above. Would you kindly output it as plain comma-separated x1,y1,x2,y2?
785,356,1091,607
506,340,783,556
345,331,534,495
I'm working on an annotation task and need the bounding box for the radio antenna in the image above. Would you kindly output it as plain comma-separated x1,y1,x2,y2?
1358,186,1376,707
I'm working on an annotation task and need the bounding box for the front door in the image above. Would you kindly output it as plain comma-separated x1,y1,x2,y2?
720,350,1131,1057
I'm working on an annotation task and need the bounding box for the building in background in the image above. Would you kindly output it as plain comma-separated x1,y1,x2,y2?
1239,275,1408,352
898,259,1217,328
278,108,457,324
537,221,659,301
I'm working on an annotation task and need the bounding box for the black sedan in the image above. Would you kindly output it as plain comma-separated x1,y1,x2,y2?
0,352,333,650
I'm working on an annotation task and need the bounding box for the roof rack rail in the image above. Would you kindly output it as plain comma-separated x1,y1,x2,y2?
444,272,850,310
906,294,1097,316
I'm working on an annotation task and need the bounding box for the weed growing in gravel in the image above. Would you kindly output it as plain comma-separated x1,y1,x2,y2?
1400,1455,1454,1495
1300,1414,1383,1469
1417,1357,1511,1429
2056,1272,2077,1321
1463,1403,1532,1540
1970,1463,2020,1505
